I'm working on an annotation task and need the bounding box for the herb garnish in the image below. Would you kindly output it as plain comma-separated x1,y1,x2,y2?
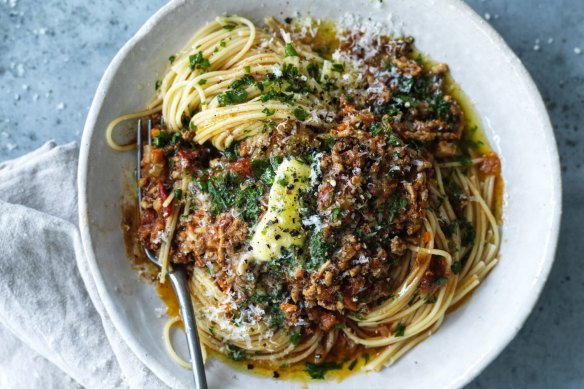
223,142,239,161
307,62,320,79
230,74,255,88
330,206,341,221
306,230,331,271
289,331,302,346
395,322,406,337
293,106,308,121
195,172,263,223
387,132,401,146
259,90,295,104
332,63,345,72
217,88,248,105
189,51,211,71
153,130,170,147
262,107,275,116
305,362,342,379
226,344,246,361
387,194,408,222
284,43,299,57
251,158,276,185
369,123,383,136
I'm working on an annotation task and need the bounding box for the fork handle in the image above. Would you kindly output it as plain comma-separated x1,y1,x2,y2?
168,269,208,389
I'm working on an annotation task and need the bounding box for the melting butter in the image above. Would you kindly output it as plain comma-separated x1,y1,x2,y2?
251,159,311,262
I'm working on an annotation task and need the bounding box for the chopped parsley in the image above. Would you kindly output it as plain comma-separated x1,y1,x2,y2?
451,260,462,274
353,313,366,321
387,132,401,146
217,88,248,105
251,158,276,185
394,94,417,108
306,230,331,271
230,74,255,89
398,75,414,93
226,344,246,361
153,130,170,147
215,74,257,106
154,80,161,90
195,171,263,223
459,154,473,167
305,362,342,379
395,322,406,337
332,63,345,72
259,89,295,104
262,107,275,116
223,23,237,31
189,51,211,71
223,141,239,161
330,206,341,221
427,93,452,120
293,106,308,121
284,43,299,57
168,55,176,64
307,62,320,79
197,79,207,86
267,305,286,328
289,331,302,346
388,194,408,222
369,123,383,136
237,185,263,222
240,287,287,330
261,120,276,133
321,135,336,150
458,218,475,246
445,219,475,246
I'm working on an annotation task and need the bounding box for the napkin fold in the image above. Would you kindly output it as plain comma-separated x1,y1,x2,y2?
0,142,166,389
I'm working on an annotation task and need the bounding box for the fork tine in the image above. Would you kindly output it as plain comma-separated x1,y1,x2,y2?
147,119,152,145
137,119,143,209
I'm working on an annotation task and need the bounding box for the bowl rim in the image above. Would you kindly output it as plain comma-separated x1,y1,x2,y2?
77,0,562,387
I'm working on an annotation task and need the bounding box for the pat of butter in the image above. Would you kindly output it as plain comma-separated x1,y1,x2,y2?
251,159,310,262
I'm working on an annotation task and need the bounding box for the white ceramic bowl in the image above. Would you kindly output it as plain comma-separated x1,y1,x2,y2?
78,0,562,388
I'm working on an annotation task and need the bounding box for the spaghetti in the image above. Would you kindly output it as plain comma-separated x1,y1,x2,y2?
111,15,502,380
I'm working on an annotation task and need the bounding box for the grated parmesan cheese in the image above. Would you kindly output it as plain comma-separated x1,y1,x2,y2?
309,152,324,187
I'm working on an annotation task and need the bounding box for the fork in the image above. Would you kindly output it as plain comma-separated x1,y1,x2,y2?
137,119,208,389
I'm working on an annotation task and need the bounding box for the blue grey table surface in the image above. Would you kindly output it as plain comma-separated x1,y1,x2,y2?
1,0,582,388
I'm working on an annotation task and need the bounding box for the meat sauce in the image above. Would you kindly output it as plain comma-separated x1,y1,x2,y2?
120,17,503,381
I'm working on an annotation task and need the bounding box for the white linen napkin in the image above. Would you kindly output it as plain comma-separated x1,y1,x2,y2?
0,142,168,389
